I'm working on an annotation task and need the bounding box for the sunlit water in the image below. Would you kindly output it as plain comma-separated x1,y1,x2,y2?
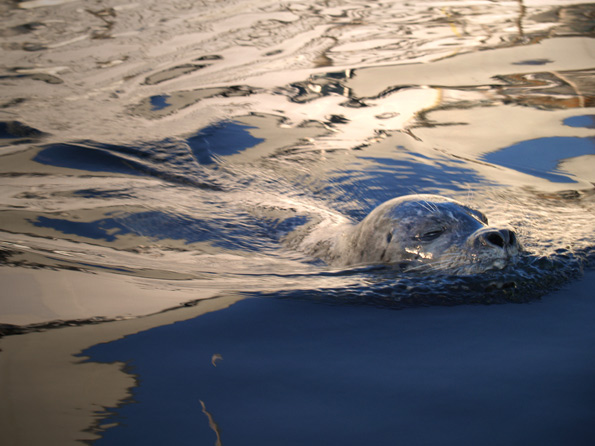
1,0,594,326
1,0,594,444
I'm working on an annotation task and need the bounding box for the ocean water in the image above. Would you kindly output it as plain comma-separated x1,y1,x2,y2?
83,272,595,446
0,0,594,445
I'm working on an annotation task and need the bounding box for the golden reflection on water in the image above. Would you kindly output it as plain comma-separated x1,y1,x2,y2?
200,400,223,446
0,0,590,143
0,0,593,324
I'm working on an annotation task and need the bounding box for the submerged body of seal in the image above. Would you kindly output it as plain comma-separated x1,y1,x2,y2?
299,194,522,275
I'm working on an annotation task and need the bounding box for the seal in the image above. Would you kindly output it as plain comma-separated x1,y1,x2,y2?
300,194,521,275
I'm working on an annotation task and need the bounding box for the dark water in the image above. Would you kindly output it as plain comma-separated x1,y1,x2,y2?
84,272,595,446
1,0,594,444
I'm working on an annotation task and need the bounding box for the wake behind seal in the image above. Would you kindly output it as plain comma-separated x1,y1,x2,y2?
297,194,522,275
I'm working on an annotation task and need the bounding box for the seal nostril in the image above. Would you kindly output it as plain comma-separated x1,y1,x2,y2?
507,230,516,246
485,231,505,248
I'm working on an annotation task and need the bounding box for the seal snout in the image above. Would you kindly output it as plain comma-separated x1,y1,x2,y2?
471,228,521,255
482,229,517,249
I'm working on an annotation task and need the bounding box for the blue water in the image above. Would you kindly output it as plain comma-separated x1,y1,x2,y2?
33,121,263,177
564,115,595,129
187,122,265,163
84,271,595,446
150,95,171,111
483,137,595,183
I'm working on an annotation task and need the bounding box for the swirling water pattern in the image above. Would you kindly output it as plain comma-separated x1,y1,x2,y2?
1,0,594,325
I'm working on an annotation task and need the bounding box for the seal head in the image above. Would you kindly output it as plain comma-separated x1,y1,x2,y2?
339,194,521,274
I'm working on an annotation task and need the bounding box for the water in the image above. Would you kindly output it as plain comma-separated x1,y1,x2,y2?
83,276,595,446
0,0,594,445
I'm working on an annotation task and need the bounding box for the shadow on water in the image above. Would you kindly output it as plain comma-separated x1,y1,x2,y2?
483,136,595,183
32,121,263,185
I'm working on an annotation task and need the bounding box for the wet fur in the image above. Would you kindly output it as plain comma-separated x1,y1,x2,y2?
295,194,521,274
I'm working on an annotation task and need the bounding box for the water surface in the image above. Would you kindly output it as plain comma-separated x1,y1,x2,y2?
0,0,594,444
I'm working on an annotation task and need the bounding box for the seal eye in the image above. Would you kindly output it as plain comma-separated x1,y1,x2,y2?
416,228,445,242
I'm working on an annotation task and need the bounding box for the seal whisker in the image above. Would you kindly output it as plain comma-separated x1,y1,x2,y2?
419,199,439,214
428,200,440,213
409,257,457,272
464,184,475,207
403,255,461,272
